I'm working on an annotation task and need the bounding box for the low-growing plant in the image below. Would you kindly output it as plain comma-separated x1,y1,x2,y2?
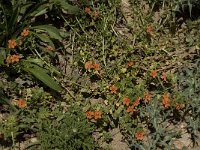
37,105,96,150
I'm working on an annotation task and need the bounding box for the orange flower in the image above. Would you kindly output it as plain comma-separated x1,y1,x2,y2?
135,131,144,141
150,70,157,78
94,111,102,120
162,93,170,108
123,96,131,106
17,99,26,108
6,56,12,64
93,63,100,71
127,61,134,68
12,54,20,62
93,11,99,17
144,92,152,103
85,7,91,14
109,85,118,94
126,105,136,113
8,39,17,49
21,28,29,37
133,97,140,107
175,103,184,110
85,61,93,70
146,26,153,34
161,72,167,81
85,111,94,119
6,54,21,64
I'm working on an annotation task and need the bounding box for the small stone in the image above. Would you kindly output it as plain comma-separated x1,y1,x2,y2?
30,137,38,143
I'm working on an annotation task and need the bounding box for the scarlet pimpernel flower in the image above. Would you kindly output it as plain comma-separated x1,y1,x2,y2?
93,63,100,71
161,72,167,81
17,99,26,108
126,105,136,113
150,70,157,78
85,61,93,70
8,39,17,49
93,11,99,18
127,61,134,68
94,111,102,120
144,92,152,103
162,93,170,108
133,97,140,107
135,131,144,141
109,85,118,94
175,103,184,110
85,7,91,14
146,26,153,34
6,54,21,64
21,28,29,37
123,96,131,106
85,111,94,119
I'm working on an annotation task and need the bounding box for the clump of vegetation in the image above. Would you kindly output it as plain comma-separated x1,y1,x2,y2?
38,105,95,150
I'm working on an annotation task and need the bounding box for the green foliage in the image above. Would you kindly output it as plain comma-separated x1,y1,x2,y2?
174,0,200,17
177,59,200,137
22,61,63,92
38,105,95,150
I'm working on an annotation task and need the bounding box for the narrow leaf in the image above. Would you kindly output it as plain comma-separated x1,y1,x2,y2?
23,63,63,92
32,25,62,41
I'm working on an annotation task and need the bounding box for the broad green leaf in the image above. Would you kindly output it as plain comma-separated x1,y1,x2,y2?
20,1,49,21
25,58,45,67
31,32,55,48
23,62,63,92
32,25,62,41
29,3,49,17
50,0,80,14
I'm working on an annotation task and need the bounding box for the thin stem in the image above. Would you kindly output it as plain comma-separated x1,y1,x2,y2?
102,36,106,66
75,17,89,37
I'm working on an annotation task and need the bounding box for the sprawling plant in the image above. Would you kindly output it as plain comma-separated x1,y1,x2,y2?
0,0,80,92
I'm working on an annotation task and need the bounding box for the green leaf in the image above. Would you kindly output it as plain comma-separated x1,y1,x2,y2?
23,62,63,92
29,3,50,17
0,48,6,65
31,32,55,48
32,25,62,41
50,0,80,14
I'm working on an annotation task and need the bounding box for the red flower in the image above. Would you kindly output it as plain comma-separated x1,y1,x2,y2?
85,61,93,70
161,72,167,81
135,131,144,141
127,61,134,68
144,92,152,103
17,99,26,108
175,103,184,110
8,39,17,49
85,7,91,14
133,97,140,107
94,111,102,120
21,28,30,37
126,105,136,113
162,93,170,108
93,63,100,71
93,11,99,17
150,70,157,78
146,26,153,34
123,96,131,106
6,54,21,64
85,111,94,119
109,85,118,94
